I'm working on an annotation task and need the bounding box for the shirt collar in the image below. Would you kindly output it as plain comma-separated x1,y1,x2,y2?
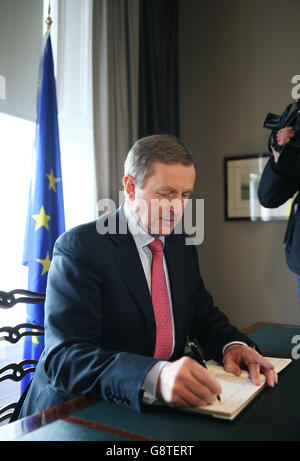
123,201,165,250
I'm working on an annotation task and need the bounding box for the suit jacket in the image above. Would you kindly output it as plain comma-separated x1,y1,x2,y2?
14,207,254,420
258,157,300,274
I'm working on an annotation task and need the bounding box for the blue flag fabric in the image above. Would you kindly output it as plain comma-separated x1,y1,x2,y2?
22,33,65,392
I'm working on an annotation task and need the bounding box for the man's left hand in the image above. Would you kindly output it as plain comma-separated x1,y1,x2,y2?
223,344,278,387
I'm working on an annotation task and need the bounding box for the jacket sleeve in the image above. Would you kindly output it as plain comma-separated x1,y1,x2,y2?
43,228,159,411
258,157,300,208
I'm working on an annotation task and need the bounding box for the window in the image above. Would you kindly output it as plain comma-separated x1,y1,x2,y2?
0,113,35,325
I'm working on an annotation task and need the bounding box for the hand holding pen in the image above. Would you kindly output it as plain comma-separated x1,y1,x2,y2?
157,353,222,408
188,340,222,402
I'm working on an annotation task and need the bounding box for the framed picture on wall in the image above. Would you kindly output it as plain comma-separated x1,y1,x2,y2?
224,154,292,221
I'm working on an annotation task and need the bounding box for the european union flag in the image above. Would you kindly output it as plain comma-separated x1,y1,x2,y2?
22,33,65,391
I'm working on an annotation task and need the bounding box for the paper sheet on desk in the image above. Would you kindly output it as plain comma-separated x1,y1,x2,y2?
184,356,292,420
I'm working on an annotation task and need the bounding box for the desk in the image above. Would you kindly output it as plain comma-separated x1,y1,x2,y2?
1,322,300,441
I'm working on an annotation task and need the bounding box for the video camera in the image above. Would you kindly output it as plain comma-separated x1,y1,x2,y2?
263,100,300,176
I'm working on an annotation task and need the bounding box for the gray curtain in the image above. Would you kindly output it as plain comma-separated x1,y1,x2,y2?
93,0,139,205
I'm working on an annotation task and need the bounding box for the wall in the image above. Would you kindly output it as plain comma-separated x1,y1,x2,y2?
0,0,43,121
178,0,300,328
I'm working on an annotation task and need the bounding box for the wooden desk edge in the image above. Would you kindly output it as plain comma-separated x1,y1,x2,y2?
0,393,155,441
241,321,300,335
0,395,100,441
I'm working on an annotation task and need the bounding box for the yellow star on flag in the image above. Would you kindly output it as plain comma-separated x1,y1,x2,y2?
46,169,61,192
32,206,51,231
36,251,51,276
32,329,39,345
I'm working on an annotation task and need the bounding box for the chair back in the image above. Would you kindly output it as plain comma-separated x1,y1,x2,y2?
0,289,45,423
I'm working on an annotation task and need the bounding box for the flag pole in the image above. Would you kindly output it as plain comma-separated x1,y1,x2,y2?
45,2,53,31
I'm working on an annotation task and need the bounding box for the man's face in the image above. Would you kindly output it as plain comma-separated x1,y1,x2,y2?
124,161,196,236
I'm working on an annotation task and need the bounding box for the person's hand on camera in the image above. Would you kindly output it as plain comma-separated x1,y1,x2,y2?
277,126,294,146
271,127,295,163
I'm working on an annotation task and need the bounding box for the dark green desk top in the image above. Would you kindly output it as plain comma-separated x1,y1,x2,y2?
17,418,131,442
248,324,300,354
1,323,300,441
72,359,300,441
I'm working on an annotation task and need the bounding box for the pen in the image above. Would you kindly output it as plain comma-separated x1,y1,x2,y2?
188,340,221,402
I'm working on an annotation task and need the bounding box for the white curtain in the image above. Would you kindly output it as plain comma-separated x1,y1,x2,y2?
92,0,139,206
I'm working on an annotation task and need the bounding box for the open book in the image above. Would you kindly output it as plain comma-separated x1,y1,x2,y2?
180,356,292,420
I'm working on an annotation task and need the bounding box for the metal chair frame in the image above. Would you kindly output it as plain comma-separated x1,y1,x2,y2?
0,289,45,423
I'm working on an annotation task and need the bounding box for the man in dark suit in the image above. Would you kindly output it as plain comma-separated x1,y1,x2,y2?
14,135,276,420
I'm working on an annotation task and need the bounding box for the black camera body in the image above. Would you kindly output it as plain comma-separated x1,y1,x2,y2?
263,100,300,176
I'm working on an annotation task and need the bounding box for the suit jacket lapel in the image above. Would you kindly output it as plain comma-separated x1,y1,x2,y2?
104,208,156,346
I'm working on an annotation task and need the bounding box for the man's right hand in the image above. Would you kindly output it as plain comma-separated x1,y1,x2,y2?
156,356,222,407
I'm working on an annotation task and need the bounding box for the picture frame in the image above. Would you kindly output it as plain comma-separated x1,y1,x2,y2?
224,154,292,221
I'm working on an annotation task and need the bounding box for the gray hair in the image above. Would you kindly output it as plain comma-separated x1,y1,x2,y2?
124,134,195,188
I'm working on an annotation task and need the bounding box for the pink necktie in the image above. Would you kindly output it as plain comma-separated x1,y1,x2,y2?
148,239,173,360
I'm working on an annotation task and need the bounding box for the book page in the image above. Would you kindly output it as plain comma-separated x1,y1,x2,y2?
186,357,291,420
